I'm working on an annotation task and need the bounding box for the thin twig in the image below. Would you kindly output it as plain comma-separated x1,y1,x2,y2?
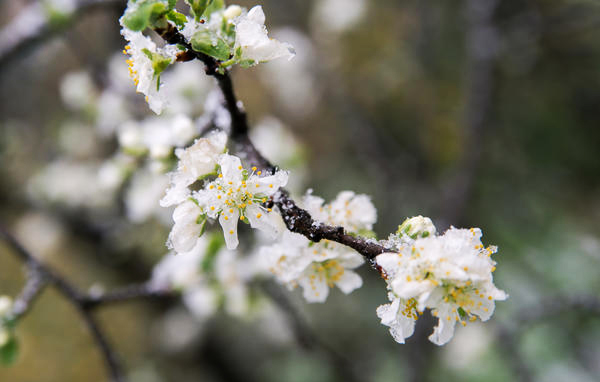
0,224,173,382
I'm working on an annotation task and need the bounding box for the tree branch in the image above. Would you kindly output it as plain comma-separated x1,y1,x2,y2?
0,224,174,382
154,25,394,268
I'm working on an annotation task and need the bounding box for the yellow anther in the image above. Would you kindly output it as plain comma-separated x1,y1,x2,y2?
209,185,214,189
240,216,245,220
229,230,234,234
256,213,262,219
210,206,215,211
252,166,257,171
238,165,242,170
269,184,273,188
224,216,229,220
267,208,272,212
257,171,262,175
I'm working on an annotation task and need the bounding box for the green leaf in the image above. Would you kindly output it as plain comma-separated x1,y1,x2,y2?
122,1,168,31
166,10,187,28
141,48,172,77
201,233,225,273
185,0,213,21
203,0,225,18
190,29,231,61
0,337,18,366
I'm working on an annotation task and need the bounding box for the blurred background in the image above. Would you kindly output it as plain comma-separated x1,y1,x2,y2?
1,0,600,381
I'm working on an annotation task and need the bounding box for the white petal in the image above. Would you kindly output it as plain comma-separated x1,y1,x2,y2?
218,154,244,183
247,5,265,25
246,205,278,238
169,221,201,253
247,170,288,196
219,208,240,249
298,272,329,303
429,311,457,345
335,270,362,294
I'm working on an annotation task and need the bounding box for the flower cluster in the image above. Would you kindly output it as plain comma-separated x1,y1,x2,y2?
261,191,376,302
161,135,289,251
119,0,294,113
375,217,507,345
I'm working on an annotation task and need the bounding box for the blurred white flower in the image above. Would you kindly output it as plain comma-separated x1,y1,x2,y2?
125,169,171,224
311,0,367,35
258,29,319,118
59,71,96,111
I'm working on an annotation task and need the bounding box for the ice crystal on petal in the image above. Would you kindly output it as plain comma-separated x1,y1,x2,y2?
233,6,295,65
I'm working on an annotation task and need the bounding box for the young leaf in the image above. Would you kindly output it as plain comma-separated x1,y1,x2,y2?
186,0,213,21
190,30,231,61
122,0,167,31
0,337,18,366
166,10,187,28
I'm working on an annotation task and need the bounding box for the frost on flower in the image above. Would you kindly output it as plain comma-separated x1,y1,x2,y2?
233,6,295,66
120,28,177,114
164,153,288,251
376,224,507,346
194,154,288,250
160,130,227,207
261,190,376,302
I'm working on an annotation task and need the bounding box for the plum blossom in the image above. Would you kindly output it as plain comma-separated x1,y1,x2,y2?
120,28,177,114
233,6,295,65
376,225,507,345
261,190,376,302
192,154,288,249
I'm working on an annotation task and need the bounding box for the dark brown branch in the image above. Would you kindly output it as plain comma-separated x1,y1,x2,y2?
153,25,394,266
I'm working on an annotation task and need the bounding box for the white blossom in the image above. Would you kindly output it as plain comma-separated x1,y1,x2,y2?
376,226,507,345
160,130,228,208
191,154,288,250
120,28,176,114
233,6,295,65
152,238,218,320
125,169,171,224
261,190,375,302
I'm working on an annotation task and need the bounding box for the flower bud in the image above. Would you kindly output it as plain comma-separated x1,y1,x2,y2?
0,296,12,317
224,5,242,20
397,216,436,239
